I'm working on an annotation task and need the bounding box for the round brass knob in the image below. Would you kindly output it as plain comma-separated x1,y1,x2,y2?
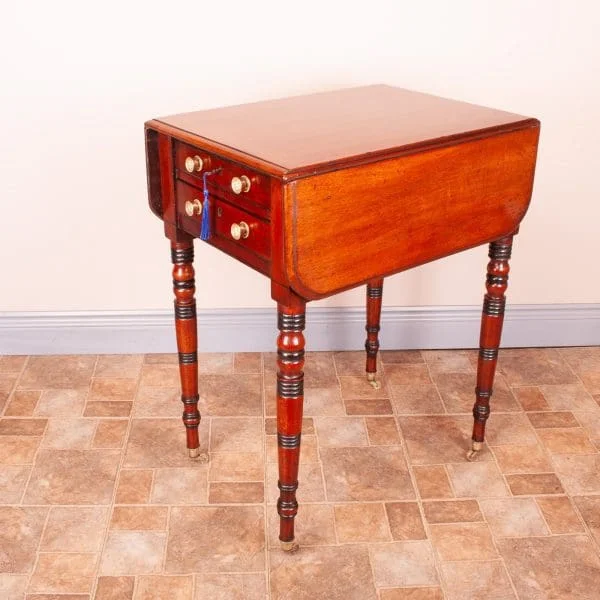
230,221,250,240
184,155,203,173
231,175,251,194
185,199,202,216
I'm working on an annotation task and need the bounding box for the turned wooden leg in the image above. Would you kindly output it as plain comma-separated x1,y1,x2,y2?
171,241,206,462
276,299,306,552
365,278,384,389
468,236,513,460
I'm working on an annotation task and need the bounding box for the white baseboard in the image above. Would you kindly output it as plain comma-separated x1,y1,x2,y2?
0,304,598,355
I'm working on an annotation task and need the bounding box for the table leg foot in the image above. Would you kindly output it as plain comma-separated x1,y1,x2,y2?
280,539,299,553
467,441,483,461
365,278,384,388
367,372,381,390
188,448,209,462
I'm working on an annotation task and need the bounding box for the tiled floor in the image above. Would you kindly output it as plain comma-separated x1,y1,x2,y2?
1,347,599,599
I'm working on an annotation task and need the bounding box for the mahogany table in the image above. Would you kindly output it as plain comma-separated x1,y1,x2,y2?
144,85,540,552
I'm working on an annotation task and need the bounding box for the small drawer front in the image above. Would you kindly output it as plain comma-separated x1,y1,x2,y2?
174,141,270,209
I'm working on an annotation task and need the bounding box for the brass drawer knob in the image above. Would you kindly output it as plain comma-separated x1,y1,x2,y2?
231,175,251,194
184,155,203,173
185,199,203,216
230,221,250,240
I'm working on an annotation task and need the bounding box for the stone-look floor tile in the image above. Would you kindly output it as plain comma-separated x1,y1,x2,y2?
498,348,578,386
422,500,483,524
0,374,17,407
133,388,180,418
379,589,444,600
385,502,426,540
334,502,390,542
41,507,108,552
270,545,377,600
94,576,134,600
110,506,168,530
578,370,600,394
0,574,28,600
429,522,498,561
573,496,600,545
93,420,128,449
381,350,424,364
413,466,454,499
124,419,208,468
385,364,431,386
24,449,120,504
0,465,30,503
506,473,564,495
84,401,132,417
553,454,600,494
541,383,599,411
441,560,516,600
370,541,438,587
365,417,401,445
304,352,337,387
485,413,538,446
315,416,368,447
233,352,262,374
134,575,193,600
151,467,208,504
575,410,600,440
0,418,47,435
479,498,549,537
492,444,553,474
198,353,233,375
421,350,474,374
139,365,180,388
435,373,519,413
538,427,597,454
199,374,263,416
41,419,96,449
28,553,96,594
390,384,445,415
19,356,97,390
4,390,41,416
0,436,41,464
195,573,266,600
0,355,27,373
527,411,579,428
143,354,178,365
89,379,137,403
115,470,153,504
0,507,47,572
165,506,264,573
447,461,509,498
265,435,318,463
513,386,549,411
208,482,264,504
95,355,143,379
320,446,415,502
303,387,346,416
339,376,390,399
333,350,382,375
264,417,314,435
266,462,325,503
209,452,264,483
557,346,600,371
344,397,394,415
25,594,90,600
35,389,88,417
210,417,263,453
267,504,336,547
497,535,600,600
100,531,166,575
536,496,585,534
398,416,491,464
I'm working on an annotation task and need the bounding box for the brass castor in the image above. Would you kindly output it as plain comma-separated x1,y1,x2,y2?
189,448,209,463
466,441,483,461
367,372,381,390
280,539,300,553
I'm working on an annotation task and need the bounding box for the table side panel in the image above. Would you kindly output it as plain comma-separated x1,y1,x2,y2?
284,126,540,299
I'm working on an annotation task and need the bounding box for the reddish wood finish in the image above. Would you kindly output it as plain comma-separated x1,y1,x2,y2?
276,297,306,549
170,240,203,460
470,236,514,458
365,279,384,382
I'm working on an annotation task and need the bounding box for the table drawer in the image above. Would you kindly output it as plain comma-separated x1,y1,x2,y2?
174,141,270,210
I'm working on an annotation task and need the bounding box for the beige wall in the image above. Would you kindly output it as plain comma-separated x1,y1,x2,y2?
2,1,598,312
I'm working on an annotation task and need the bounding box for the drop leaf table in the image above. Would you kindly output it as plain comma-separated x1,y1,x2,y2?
144,85,540,552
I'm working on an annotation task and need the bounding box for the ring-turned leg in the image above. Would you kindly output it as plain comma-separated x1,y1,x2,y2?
276,299,306,552
171,241,206,462
468,236,513,460
365,278,384,389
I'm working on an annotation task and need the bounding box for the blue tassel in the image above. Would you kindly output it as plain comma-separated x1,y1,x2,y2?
200,168,221,241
